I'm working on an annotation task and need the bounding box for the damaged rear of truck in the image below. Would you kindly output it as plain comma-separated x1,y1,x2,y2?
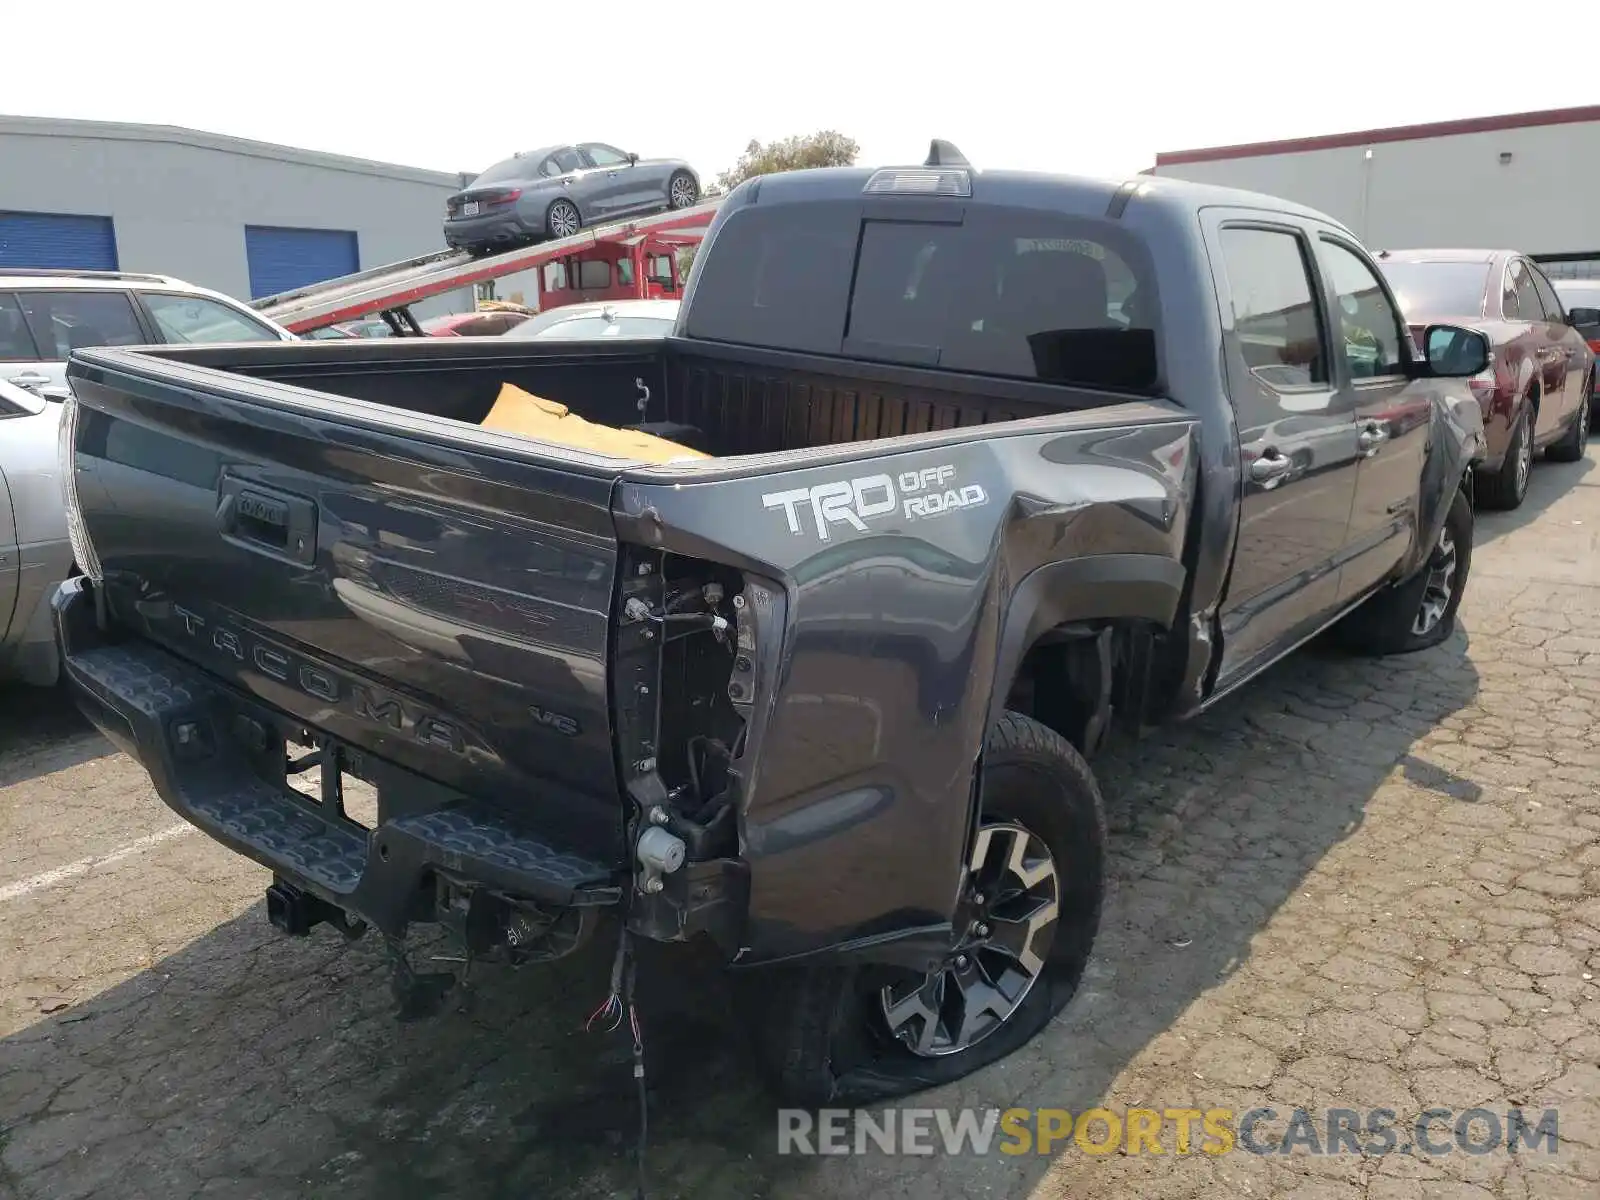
53,154,1478,1104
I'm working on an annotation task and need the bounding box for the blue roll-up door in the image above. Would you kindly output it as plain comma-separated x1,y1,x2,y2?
244,226,360,299
0,211,119,270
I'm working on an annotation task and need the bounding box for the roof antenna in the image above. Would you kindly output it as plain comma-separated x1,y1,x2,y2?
925,139,970,168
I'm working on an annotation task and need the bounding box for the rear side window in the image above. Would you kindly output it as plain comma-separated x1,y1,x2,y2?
1503,260,1545,321
578,260,611,289
17,290,145,359
685,203,1161,393
0,294,41,361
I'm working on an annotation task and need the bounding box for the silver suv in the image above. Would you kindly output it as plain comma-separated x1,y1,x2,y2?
1,269,296,688
0,268,295,400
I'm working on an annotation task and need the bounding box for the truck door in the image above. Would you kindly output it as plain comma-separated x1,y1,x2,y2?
1208,217,1362,685
1314,234,1433,605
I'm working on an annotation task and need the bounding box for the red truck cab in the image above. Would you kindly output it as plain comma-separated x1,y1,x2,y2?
535,229,698,311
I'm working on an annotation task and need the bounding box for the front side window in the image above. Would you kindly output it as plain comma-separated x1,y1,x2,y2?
1318,239,1405,379
582,144,630,167
17,290,145,359
141,292,281,344
1529,264,1564,323
1216,226,1327,389
617,258,635,286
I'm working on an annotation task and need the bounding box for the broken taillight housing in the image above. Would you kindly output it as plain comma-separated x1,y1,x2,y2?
1466,365,1499,408
56,388,103,583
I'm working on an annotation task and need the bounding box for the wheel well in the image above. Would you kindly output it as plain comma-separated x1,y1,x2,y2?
1003,621,1156,756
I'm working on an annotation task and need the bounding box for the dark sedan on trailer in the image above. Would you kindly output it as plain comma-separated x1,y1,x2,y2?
443,143,701,256
1376,248,1593,510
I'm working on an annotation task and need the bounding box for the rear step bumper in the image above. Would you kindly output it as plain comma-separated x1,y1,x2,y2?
52,577,621,937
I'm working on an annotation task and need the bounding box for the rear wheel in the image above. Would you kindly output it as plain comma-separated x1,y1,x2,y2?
1477,402,1533,510
1547,375,1592,462
546,199,581,240
667,171,699,210
744,712,1105,1105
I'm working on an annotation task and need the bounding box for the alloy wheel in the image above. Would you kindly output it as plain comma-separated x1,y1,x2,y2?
669,176,697,208
1515,416,1533,497
549,202,580,239
879,820,1060,1057
1411,525,1458,637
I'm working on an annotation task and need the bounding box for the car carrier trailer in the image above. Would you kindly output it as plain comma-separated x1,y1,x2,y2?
248,198,722,336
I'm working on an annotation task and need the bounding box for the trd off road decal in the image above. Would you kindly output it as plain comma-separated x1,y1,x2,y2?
762,465,989,541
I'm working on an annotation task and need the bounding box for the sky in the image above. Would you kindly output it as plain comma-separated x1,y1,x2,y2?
5,2,1594,186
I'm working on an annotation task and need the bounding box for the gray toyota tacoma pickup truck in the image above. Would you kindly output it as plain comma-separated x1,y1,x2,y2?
53,145,1489,1105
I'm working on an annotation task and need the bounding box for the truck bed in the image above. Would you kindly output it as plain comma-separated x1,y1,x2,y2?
61,332,1195,954
153,335,1125,460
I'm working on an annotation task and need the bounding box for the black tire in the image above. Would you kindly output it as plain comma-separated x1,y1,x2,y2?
1336,486,1473,656
545,199,581,240
667,170,699,210
742,711,1106,1106
1476,402,1533,510
1547,375,1592,462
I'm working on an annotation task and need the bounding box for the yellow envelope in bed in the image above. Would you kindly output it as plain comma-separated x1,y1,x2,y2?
481,382,709,464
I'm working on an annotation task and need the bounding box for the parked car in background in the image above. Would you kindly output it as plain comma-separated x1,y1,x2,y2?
1552,278,1600,417
1375,249,1593,509
419,309,532,337
443,143,701,255
0,268,296,399
500,298,679,341
0,378,69,686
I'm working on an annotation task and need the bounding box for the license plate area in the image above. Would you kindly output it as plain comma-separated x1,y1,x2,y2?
461,200,480,217
283,731,380,830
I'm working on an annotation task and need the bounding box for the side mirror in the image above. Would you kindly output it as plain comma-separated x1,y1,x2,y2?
1422,324,1491,378
627,151,639,164
1566,306,1600,327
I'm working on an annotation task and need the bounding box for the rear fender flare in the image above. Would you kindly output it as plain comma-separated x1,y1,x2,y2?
986,553,1187,738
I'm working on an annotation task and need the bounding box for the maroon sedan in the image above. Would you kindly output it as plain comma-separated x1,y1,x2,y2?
1376,248,1593,510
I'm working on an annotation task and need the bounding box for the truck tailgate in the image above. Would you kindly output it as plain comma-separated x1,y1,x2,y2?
66,348,629,864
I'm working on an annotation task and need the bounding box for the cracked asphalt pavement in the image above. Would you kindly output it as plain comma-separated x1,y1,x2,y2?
4,448,1600,1200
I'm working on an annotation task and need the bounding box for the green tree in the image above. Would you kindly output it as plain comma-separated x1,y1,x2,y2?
713,130,859,194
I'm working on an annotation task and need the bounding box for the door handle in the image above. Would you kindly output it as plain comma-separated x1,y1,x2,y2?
1358,421,1388,456
6,371,50,388
1249,450,1292,485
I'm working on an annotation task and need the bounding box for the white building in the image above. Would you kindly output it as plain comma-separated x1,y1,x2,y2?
1149,105,1600,278
0,115,476,314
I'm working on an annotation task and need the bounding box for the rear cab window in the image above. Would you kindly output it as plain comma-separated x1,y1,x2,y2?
684,201,1161,395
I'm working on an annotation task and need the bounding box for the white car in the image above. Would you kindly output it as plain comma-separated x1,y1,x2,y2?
0,269,296,686
0,378,71,685
500,298,681,341
0,268,296,400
